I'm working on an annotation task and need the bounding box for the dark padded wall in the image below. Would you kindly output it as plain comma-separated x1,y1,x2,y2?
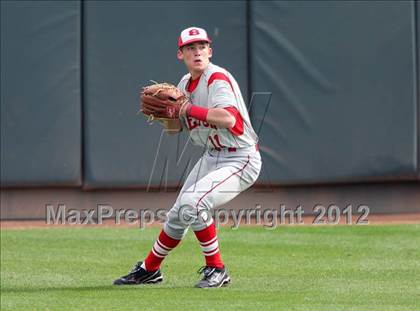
250,1,418,184
417,0,420,179
83,1,247,188
1,1,81,186
1,1,418,189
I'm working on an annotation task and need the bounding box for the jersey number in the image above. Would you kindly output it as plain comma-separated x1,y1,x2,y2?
209,134,224,151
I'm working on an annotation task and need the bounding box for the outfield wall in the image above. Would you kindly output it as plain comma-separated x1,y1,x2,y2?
1,1,419,219
1,1,81,186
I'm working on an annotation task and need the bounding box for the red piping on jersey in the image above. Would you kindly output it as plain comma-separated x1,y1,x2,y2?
194,155,250,210
207,72,235,93
224,106,244,136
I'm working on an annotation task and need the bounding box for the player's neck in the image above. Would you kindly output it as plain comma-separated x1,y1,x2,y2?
190,70,203,80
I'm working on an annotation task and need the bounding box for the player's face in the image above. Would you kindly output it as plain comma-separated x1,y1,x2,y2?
177,42,213,74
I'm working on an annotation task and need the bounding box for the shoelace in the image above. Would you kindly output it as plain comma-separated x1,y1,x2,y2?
131,262,143,273
197,266,216,277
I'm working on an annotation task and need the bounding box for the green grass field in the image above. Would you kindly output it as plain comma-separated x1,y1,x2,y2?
1,225,419,310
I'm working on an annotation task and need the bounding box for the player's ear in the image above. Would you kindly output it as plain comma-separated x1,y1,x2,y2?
177,49,183,60
208,46,213,58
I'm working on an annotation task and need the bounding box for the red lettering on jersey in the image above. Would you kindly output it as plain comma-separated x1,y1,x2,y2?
189,29,200,36
185,117,218,130
213,134,225,149
186,116,199,130
208,135,222,151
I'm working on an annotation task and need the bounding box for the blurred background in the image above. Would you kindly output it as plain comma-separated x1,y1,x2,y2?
1,0,419,220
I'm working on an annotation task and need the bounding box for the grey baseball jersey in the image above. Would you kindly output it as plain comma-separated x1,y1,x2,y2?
177,62,259,150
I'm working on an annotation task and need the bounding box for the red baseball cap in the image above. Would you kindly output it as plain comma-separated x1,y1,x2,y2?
178,27,212,48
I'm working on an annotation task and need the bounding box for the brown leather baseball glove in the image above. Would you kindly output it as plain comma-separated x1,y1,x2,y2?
140,82,189,133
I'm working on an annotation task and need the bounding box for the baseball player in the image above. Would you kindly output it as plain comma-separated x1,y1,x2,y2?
114,27,262,288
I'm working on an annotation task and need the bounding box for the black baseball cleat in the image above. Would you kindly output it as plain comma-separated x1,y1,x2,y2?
113,261,163,285
195,266,231,288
